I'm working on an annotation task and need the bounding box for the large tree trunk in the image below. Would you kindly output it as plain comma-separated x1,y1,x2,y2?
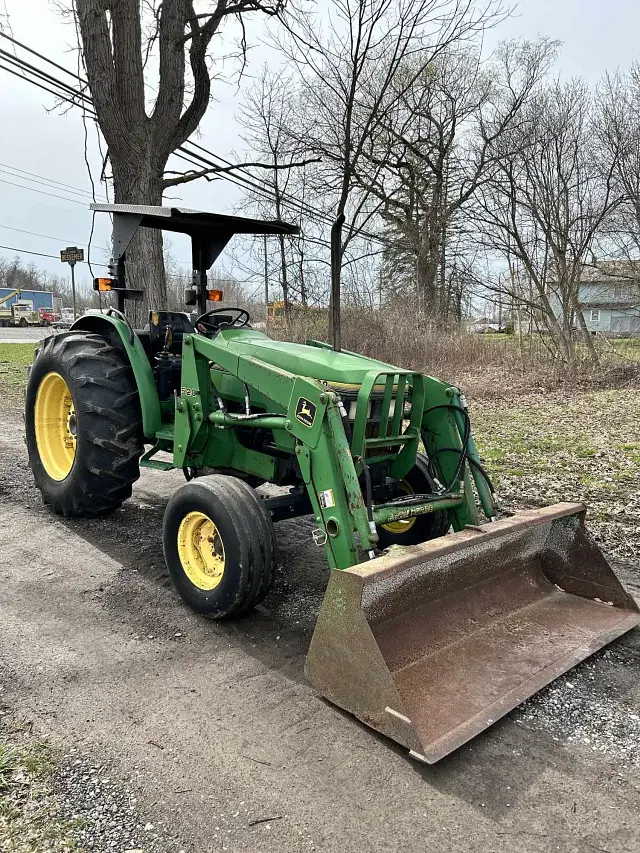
416,238,439,316
111,163,167,325
571,291,600,365
416,181,444,318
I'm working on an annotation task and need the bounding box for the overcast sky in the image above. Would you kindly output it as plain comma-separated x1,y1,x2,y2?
1,0,639,289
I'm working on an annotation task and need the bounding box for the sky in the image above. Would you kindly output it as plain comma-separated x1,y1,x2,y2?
0,0,639,291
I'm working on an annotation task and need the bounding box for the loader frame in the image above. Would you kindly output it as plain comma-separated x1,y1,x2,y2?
74,309,494,570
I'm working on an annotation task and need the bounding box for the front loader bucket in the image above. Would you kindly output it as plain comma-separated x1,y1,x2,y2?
305,503,639,763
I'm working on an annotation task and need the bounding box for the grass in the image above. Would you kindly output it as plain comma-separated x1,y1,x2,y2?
0,719,81,852
471,388,640,560
0,343,37,406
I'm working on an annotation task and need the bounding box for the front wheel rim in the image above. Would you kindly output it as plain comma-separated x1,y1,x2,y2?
34,371,77,481
177,511,226,590
380,479,417,535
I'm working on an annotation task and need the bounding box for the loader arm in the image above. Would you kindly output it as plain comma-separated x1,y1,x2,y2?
172,332,484,570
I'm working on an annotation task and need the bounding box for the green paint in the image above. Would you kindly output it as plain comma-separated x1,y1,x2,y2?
62,320,497,571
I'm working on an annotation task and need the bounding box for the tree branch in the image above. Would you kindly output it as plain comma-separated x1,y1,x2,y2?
162,156,320,188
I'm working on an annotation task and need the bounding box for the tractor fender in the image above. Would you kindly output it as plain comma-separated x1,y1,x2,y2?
71,313,162,439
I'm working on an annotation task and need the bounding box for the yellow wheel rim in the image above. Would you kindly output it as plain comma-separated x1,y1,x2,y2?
177,511,225,591
34,372,77,481
381,480,416,535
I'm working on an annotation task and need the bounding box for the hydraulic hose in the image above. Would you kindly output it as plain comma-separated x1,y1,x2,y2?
423,403,471,493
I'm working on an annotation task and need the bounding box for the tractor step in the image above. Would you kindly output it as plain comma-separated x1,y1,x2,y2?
140,441,175,471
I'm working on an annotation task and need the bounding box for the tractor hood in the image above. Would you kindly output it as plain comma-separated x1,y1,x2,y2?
215,328,397,387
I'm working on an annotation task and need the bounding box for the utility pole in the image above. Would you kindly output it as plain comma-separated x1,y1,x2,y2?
263,235,269,307
330,214,345,351
71,263,77,320
60,247,85,320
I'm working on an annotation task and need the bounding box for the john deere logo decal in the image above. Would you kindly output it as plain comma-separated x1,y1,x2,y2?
295,397,316,427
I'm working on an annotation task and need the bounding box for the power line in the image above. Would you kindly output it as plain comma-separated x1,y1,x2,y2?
0,60,84,106
0,242,105,264
0,35,382,235
0,244,59,259
0,31,406,257
0,165,107,201
0,162,105,197
0,177,89,205
0,223,194,278
0,30,89,85
0,46,90,105
0,223,89,245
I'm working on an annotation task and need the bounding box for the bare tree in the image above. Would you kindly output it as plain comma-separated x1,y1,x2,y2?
361,39,557,321
272,0,504,349
240,67,318,308
75,0,286,316
597,67,640,274
475,76,621,364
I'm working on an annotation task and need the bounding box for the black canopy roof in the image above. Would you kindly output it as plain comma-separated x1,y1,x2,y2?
90,204,299,239
90,203,300,283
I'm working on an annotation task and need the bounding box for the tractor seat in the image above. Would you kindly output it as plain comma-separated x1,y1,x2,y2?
148,310,195,355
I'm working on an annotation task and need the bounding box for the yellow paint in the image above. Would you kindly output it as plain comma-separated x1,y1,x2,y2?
177,511,225,590
34,372,77,481
381,480,416,535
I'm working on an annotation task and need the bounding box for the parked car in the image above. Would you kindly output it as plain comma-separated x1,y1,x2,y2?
54,308,78,328
39,307,58,326
473,321,504,334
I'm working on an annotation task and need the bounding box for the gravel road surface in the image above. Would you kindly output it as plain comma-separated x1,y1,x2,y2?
0,407,638,853
0,326,55,343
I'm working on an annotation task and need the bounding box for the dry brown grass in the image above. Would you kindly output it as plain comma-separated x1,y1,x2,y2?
268,306,640,398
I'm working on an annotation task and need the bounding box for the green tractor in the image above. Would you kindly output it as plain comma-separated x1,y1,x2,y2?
25,205,639,763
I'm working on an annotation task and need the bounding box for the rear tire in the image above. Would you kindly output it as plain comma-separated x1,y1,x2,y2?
376,452,451,549
163,476,276,618
25,332,144,517
19,317,28,328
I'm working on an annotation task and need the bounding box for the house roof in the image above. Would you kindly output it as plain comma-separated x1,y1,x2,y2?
547,261,640,286
578,261,640,284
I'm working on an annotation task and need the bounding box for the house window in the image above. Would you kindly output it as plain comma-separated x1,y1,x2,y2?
590,309,600,322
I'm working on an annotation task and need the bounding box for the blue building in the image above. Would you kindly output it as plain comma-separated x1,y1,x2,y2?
0,288,54,311
546,262,640,337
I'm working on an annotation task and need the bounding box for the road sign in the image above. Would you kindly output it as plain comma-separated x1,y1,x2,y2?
60,247,84,320
60,247,84,263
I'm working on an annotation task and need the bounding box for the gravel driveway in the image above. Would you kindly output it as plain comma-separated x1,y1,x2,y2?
0,407,638,853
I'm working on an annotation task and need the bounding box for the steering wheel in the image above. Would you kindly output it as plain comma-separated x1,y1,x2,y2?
195,306,250,334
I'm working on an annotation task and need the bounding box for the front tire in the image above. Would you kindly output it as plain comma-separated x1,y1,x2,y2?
163,476,276,618
25,332,144,517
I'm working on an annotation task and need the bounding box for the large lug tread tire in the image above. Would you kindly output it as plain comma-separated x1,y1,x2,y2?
25,332,144,517
163,475,276,619
376,451,451,550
